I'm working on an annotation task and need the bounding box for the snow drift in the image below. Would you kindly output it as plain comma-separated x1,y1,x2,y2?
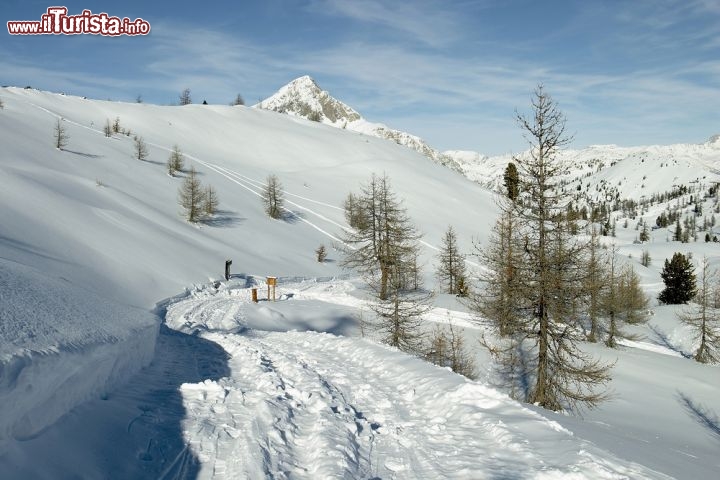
0,258,158,454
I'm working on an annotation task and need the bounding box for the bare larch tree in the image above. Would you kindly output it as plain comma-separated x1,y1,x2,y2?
679,256,720,363
476,85,612,412
54,118,69,150
262,174,284,219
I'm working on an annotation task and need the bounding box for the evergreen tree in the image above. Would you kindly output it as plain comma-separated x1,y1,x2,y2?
437,226,467,295
659,252,697,304
679,256,720,363
639,224,650,242
262,174,284,219
178,166,203,223
503,162,519,201
475,85,611,412
232,93,245,106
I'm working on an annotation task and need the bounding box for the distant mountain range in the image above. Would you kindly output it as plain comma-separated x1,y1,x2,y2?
257,76,720,200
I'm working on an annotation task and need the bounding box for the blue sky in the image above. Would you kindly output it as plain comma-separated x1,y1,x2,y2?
2,0,718,155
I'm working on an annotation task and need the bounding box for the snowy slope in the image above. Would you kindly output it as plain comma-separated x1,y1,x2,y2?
0,86,495,467
0,86,493,307
1,87,719,479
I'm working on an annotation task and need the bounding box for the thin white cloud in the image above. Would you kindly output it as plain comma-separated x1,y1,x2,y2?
307,0,472,47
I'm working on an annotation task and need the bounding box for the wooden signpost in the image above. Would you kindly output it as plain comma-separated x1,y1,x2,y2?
267,276,277,302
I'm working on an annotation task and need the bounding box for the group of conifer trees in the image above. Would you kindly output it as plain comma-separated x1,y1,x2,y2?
338,85,718,414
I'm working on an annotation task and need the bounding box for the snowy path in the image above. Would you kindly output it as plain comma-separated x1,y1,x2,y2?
163,281,669,479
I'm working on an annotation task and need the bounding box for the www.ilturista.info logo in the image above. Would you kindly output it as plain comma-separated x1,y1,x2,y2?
7,7,150,36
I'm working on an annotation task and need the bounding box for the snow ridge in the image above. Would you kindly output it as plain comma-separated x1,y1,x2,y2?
256,76,463,172
445,137,720,199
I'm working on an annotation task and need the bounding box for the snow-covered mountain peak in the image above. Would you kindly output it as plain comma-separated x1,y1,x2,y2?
257,75,361,125
257,76,463,171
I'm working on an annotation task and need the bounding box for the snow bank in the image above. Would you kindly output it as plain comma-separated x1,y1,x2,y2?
0,259,159,453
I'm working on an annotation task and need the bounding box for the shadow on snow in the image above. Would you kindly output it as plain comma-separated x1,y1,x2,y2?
2,314,231,479
677,391,720,442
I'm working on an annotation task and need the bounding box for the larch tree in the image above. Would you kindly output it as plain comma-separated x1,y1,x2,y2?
54,118,69,150
167,144,185,176
179,166,203,223
583,226,606,343
475,85,612,412
179,88,192,106
437,225,467,295
426,321,476,378
315,245,327,263
679,256,720,363
134,136,148,161
340,173,420,301
343,192,369,230
340,173,429,353
203,184,219,216
369,260,431,353
601,247,648,348
474,156,524,336
262,174,284,219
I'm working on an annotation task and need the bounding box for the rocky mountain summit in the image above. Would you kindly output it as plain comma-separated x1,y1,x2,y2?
256,76,462,171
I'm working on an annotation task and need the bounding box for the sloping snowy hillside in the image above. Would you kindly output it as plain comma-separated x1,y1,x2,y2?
0,87,718,479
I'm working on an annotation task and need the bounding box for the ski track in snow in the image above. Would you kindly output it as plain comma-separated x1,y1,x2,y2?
163,283,668,480
22,98,483,258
